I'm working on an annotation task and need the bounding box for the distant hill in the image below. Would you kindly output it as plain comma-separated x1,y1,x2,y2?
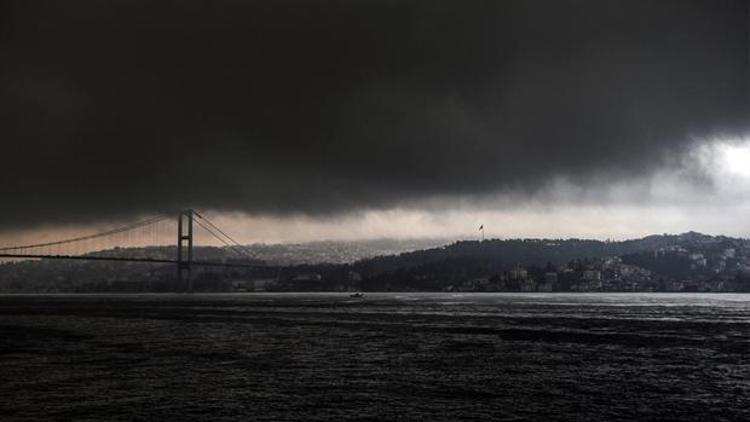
353,232,748,276
320,232,750,292
240,238,453,265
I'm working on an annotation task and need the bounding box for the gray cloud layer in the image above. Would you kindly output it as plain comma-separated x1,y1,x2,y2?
1,0,748,227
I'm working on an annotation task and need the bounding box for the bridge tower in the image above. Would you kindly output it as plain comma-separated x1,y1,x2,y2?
177,209,194,292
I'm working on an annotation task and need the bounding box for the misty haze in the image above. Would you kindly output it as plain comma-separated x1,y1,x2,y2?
1,1,750,421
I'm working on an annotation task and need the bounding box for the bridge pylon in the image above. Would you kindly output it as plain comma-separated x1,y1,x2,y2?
177,209,194,292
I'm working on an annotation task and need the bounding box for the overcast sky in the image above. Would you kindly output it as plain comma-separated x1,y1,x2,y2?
1,1,749,243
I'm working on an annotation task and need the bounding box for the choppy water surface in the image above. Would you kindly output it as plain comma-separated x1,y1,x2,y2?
1,293,749,421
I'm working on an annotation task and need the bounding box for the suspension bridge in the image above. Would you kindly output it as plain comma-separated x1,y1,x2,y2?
0,210,266,292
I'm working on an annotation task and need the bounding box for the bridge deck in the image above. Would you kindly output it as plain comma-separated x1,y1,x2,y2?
0,254,265,268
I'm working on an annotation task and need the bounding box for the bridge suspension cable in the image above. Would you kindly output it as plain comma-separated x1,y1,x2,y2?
0,209,267,289
0,215,170,252
194,210,256,259
192,218,246,259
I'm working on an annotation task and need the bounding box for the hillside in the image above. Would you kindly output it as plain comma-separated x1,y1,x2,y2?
333,232,750,292
354,232,745,274
2,232,750,292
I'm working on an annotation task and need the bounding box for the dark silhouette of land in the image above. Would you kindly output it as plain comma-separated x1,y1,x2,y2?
2,232,749,293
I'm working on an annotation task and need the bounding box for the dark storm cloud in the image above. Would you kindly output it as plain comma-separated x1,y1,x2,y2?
1,0,747,227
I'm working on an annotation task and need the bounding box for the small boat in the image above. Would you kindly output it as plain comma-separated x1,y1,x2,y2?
349,292,365,298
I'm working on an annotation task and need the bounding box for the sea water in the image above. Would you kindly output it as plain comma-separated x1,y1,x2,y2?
1,293,749,421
